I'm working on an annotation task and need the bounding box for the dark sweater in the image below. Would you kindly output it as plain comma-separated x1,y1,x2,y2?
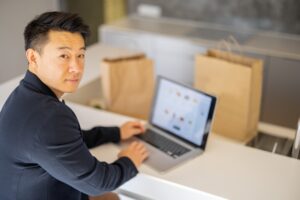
0,71,138,200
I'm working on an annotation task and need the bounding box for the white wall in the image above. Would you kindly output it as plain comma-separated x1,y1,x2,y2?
0,0,60,84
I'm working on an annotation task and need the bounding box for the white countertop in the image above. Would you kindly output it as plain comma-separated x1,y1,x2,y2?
1,43,300,200
70,102,300,200
117,173,226,200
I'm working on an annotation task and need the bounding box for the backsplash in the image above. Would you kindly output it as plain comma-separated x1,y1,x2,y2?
128,0,300,35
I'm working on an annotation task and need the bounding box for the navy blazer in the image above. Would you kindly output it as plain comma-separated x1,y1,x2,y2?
0,71,138,200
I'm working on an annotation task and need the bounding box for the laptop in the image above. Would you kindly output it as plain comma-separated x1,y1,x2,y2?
134,76,217,172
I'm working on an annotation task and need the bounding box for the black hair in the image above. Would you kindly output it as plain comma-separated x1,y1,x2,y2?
24,11,90,52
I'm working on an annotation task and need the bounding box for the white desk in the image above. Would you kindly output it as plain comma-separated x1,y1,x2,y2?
69,102,300,200
1,43,300,200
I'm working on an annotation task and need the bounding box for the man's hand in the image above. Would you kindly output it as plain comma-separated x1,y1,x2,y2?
120,121,145,140
118,141,148,168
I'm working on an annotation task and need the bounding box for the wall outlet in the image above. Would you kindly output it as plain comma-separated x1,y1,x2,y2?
137,4,162,18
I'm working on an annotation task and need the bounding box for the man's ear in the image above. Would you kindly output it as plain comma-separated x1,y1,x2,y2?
26,48,39,71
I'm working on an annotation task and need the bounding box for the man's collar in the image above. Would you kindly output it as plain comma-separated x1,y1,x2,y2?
21,70,59,100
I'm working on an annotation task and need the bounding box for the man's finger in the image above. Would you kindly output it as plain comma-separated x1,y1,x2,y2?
141,151,149,160
129,141,138,148
131,121,145,132
130,128,144,136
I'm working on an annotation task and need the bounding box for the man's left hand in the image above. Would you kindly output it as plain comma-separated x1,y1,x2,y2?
120,121,145,140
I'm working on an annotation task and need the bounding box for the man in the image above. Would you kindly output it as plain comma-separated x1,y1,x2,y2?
0,11,148,200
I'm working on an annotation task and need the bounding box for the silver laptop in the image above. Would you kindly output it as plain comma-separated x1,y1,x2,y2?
133,76,217,172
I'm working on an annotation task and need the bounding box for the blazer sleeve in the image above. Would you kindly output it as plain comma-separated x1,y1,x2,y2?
30,104,138,196
82,126,121,149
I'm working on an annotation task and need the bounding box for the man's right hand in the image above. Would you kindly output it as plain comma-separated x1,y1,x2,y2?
118,141,148,168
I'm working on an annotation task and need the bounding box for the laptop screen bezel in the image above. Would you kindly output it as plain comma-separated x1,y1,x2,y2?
149,76,217,150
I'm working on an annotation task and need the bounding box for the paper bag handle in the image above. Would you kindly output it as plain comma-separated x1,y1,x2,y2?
215,35,244,62
216,35,243,54
216,39,232,53
227,35,242,56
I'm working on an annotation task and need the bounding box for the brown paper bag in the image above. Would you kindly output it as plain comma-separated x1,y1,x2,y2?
194,49,263,142
101,54,155,120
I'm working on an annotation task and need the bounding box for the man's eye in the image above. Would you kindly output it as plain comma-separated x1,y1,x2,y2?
60,54,69,59
78,54,85,59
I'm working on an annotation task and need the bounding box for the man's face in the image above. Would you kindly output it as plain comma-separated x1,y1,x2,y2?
30,30,85,97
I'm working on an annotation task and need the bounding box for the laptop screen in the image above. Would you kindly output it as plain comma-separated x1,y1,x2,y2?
150,76,216,148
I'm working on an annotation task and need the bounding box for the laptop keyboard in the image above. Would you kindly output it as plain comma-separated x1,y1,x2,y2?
136,129,191,158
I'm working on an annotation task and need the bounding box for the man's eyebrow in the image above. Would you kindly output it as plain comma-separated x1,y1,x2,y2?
57,46,86,50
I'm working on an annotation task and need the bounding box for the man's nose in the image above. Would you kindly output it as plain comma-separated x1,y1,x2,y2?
69,57,82,73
